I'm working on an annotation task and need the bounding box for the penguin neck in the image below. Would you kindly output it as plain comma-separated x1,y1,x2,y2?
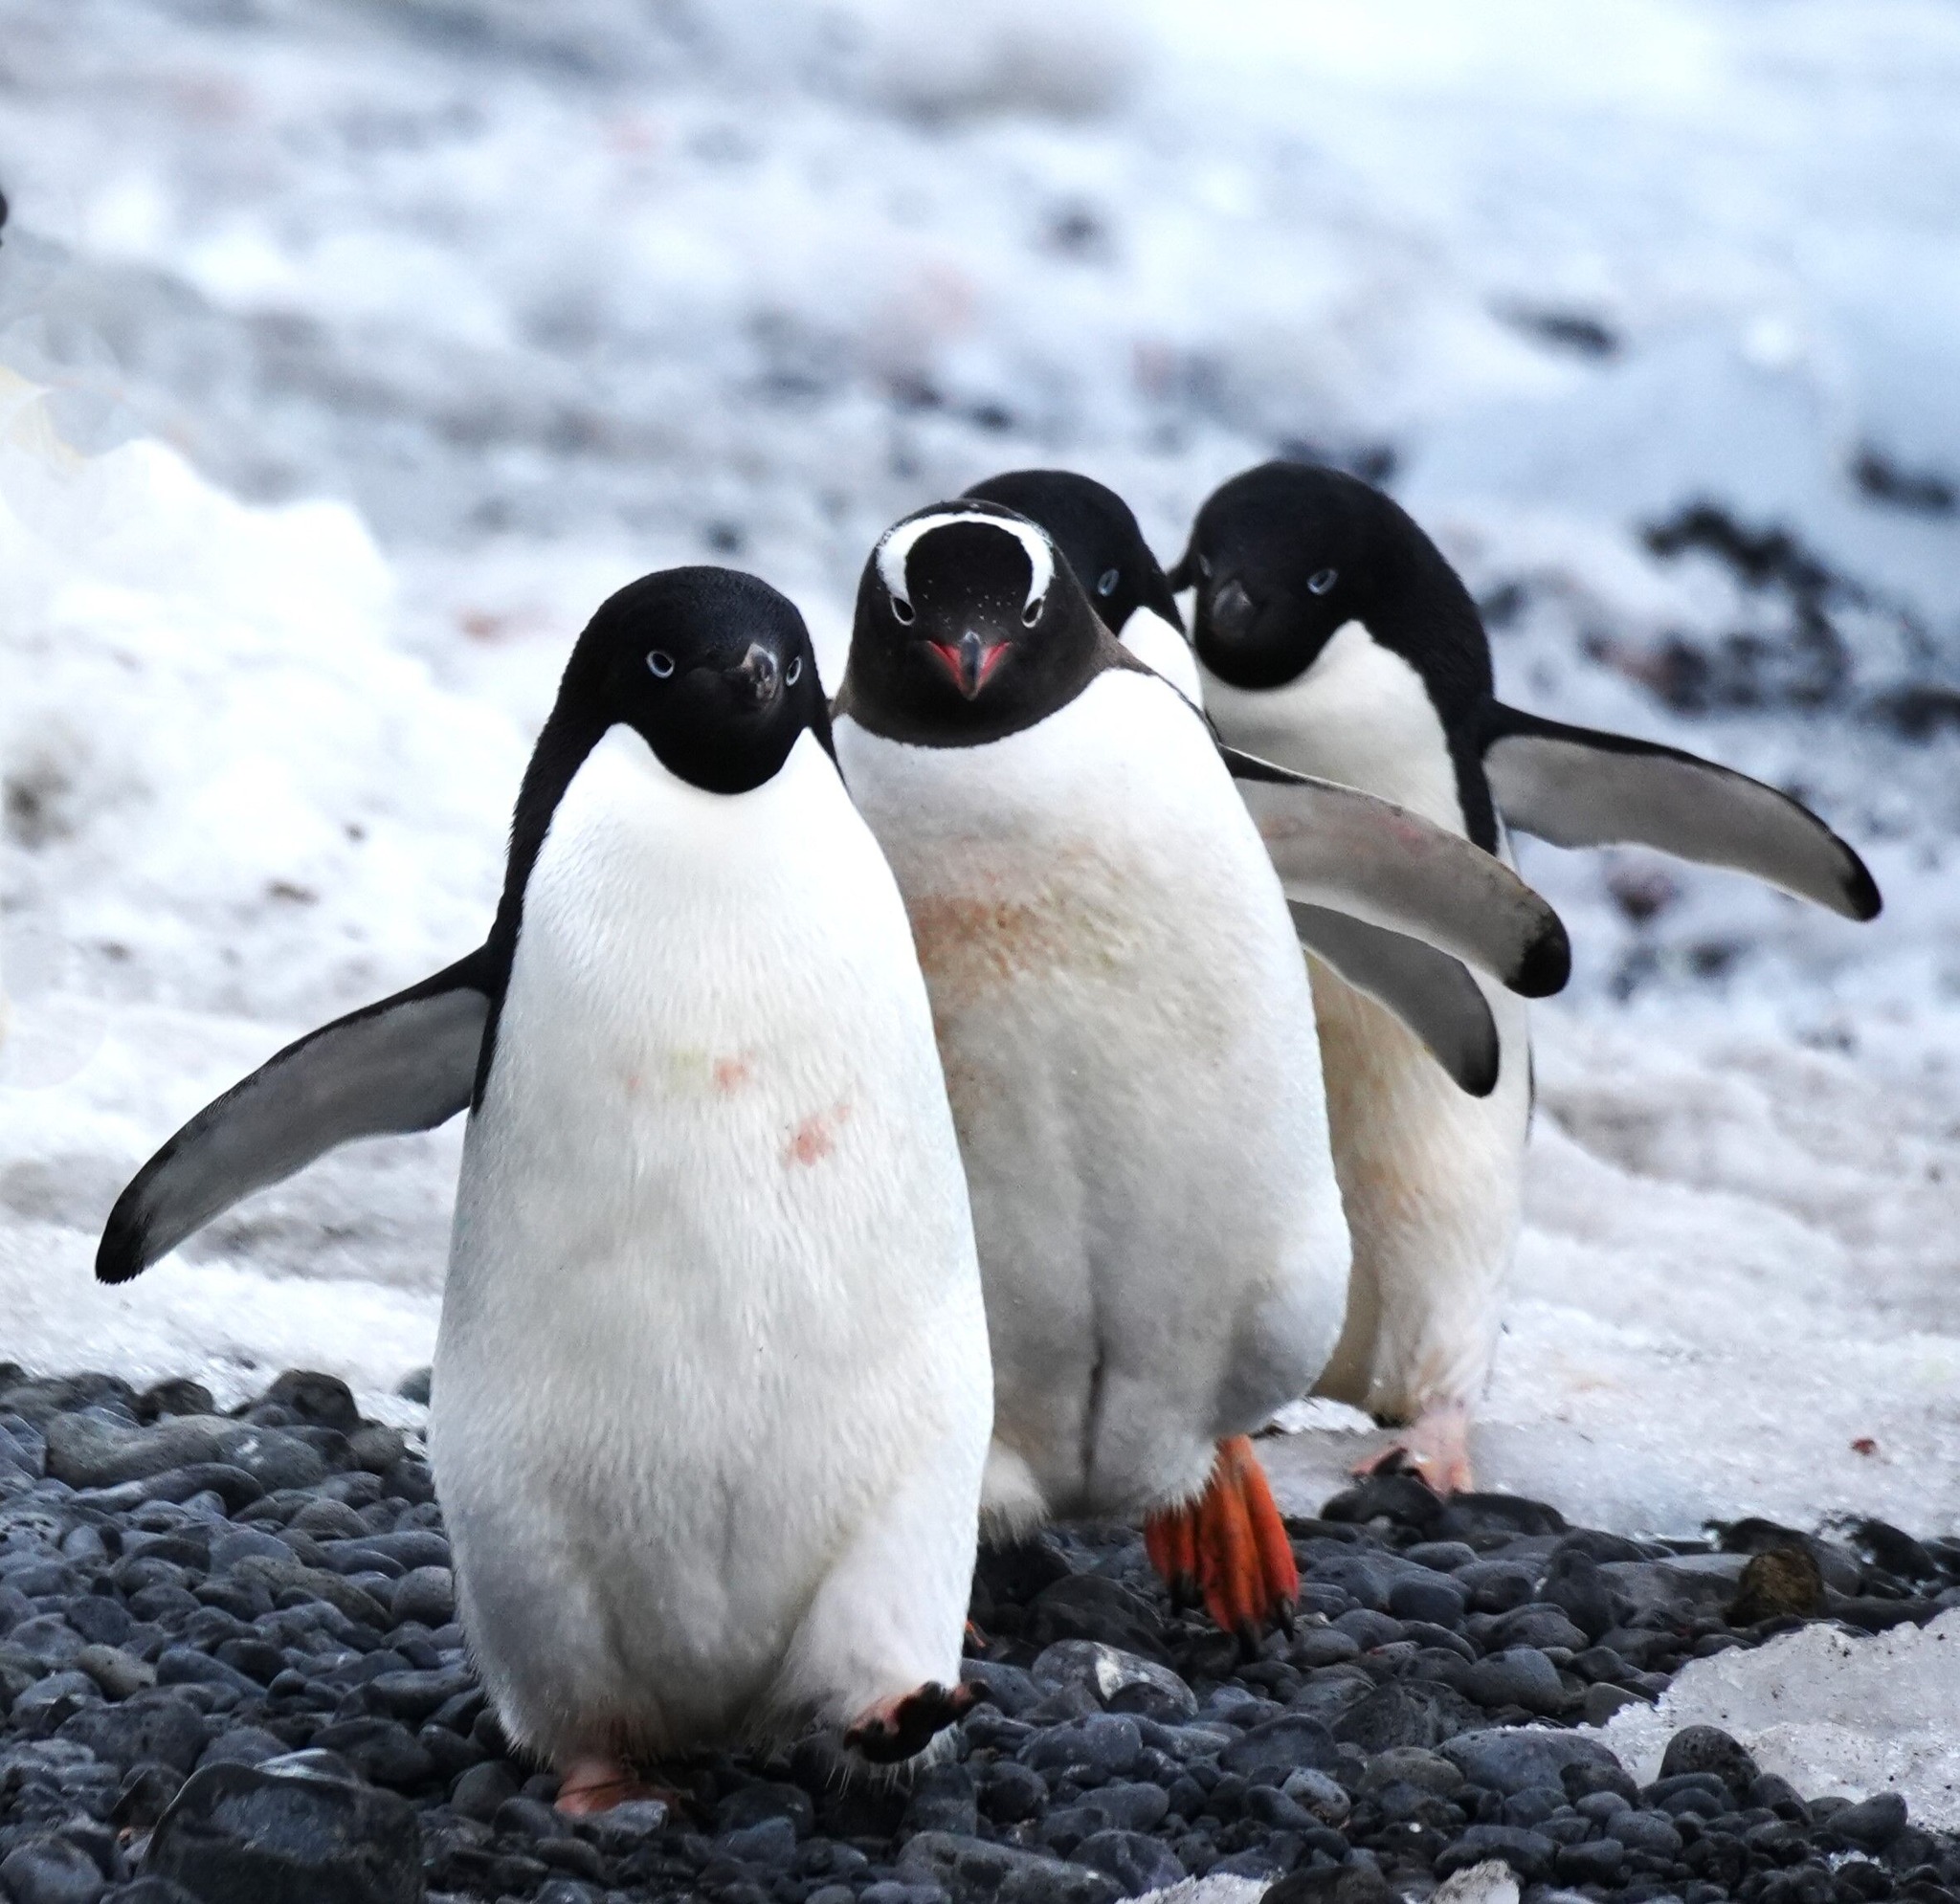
1202,617,1497,850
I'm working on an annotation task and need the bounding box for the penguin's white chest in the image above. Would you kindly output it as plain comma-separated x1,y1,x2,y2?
431,726,988,1755
836,672,1348,1520
1201,619,1463,831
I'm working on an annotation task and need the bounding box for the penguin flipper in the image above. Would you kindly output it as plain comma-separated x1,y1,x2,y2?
1289,904,1501,1096
96,948,493,1285
1482,704,1882,920
1222,745,1570,999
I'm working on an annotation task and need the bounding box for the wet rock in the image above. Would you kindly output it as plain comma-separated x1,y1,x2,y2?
1460,1649,1569,1716
1822,1791,1909,1850
1331,1680,1481,1751
896,1830,1121,1904
58,1692,211,1774
1432,1495,1567,1543
0,1835,109,1904
389,1566,455,1628
1031,1641,1196,1720
1219,1715,1341,1782
1441,1728,1620,1797
1453,1562,1535,1615
146,1757,425,1903
259,1372,361,1436
1387,1574,1466,1627
1658,1724,1758,1801
1435,1823,1554,1882
1026,1576,1167,1662
1073,1827,1183,1895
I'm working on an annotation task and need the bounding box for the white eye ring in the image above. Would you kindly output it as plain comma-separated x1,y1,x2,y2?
647,650,675,677
892,596,915,625
786,654,803,685
1195,553,1213,580
1308,567,1338,595
1022,596,1043,628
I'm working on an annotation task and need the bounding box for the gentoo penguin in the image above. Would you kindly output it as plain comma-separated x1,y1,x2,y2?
831,500,1569,1645
965,467,1513,1097
99,567,993,1803
1175,461,1882,1492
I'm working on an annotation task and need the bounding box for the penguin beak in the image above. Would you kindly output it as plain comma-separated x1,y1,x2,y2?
1205,577,1259,643
927,630,1011,700
726,642,783,707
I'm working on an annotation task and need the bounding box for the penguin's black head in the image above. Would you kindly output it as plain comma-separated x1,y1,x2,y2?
1175,461,1421,691
842,501,1107,745
554,566,830,794
962,469,1183,641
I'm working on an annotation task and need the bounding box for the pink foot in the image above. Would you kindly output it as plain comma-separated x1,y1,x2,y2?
554,1758,676,1818
844,1679,982,1764
1353,1401,1475,1496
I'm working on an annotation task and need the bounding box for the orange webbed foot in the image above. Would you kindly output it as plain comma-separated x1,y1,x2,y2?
1145,1435,1299,1656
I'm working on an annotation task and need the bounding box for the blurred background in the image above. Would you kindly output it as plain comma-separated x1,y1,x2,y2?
0,0,1957,1530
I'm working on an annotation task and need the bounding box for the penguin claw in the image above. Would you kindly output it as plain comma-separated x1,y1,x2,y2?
844,1678,982,1764
1144,1435,1299,1652
1352,1401,1475,1496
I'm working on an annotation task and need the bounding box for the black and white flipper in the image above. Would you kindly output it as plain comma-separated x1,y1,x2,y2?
1287,905,1500,1096
1224,746,1570,1000
96,950,494,1285
1481,704,1882,921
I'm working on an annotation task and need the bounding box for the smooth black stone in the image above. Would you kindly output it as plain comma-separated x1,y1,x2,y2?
1031,1640,1196,1721
1074,1827,1183,1895
1539,1550,1615,1640
1401,1543,1479,1575
1330,1680,1481,1753
68,1601,135,1649
1486,1604,1589,1653
389,1568,454,1628
1330,1609,1403,1650
111,1765,186,1832
1659,1724,1761,1801
1385,1576,1464,1627
258,1375,361,1438
1441,1727,1621,1797
1555,1834,1628,1882
897,1829,1121,1904
1436,1822,1555,1881
449,1760,520,1822
0,1834,110,1904
1826,1792,1910,1850
963,1660,1043,1717
978,1760,1048,1826
1263,1864,1394,1904
1460,1648,1568,1716
1025,1577,1167,1663
146,1759,424,1903
1432,1494,1568,1543
1451,1562,1535,1615
59,1692,211,1773
307,1716,433,1788
1218,1716,1340,1782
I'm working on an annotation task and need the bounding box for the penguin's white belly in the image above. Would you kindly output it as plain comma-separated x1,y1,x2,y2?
837,671,1348,1525
1201,627,1530,1419
430,728,990,1761
1119,606,1204,704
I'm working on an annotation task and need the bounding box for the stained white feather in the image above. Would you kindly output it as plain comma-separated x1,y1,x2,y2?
430,725,991,1764
836,669,1349,1525
1201,622,1529,1425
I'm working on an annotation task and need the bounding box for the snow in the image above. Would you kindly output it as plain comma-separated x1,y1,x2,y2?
1596,1610,1960,1830
2,0,1958,1545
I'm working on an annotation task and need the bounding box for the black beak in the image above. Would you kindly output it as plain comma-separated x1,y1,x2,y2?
928,630,1011,700
726,642,782,707
1206,577,1258,642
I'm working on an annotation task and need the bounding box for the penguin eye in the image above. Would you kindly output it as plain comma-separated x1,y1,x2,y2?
1022,596,1044,628
647,650,676,678
1308,567,1338,596
1096,567,1120,597
1195,553,1213,580
891,596,915,626
785,654,803,686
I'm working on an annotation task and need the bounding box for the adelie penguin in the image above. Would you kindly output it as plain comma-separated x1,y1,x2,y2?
1175,460,1882,1493
966,468,1520,1096
831,499,1570,1645
97,568,993,1806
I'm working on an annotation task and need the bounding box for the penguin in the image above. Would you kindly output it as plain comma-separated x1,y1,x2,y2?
830,500,1570,1645
965,467,1512,1098
1174,460,1882,1492
98,567,993,1804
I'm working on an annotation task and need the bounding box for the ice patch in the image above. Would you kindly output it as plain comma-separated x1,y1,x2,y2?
1595,1610,1960,1829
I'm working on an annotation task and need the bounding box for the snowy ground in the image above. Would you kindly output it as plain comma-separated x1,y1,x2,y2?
2,0,1958,1557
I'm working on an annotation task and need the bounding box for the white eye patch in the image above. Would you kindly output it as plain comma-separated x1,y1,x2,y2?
874,510,1056,618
